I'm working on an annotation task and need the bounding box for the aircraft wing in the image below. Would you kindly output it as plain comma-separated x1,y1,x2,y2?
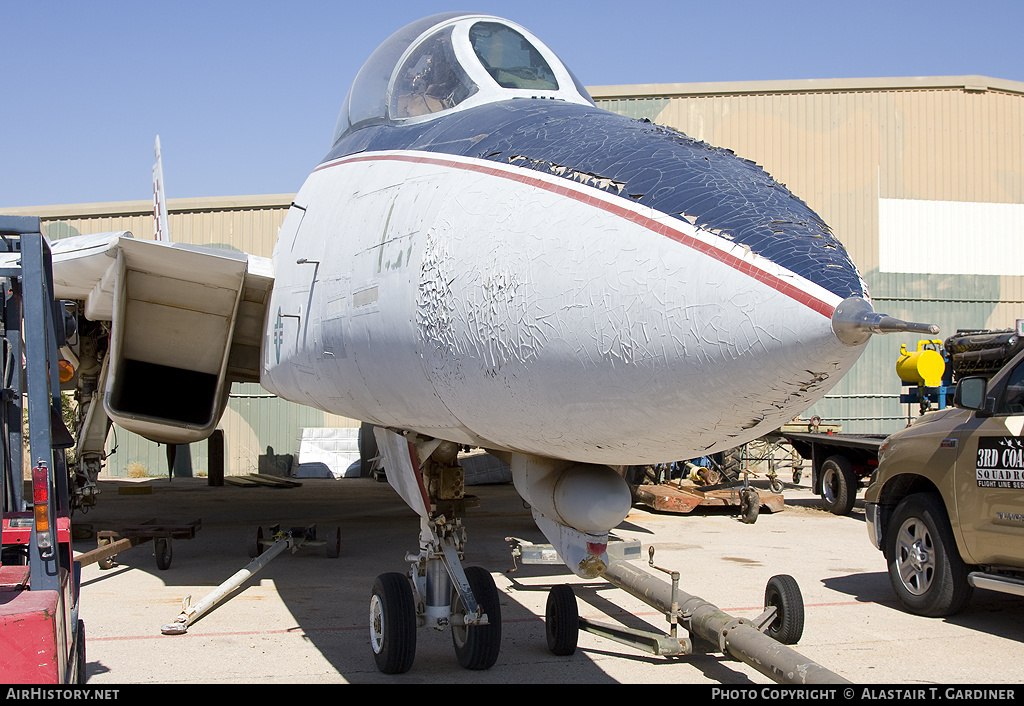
44,232,274,444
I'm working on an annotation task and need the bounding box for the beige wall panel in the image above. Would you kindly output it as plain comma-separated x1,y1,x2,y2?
598,80,1023,284
650,91,885,272
1,196,292,256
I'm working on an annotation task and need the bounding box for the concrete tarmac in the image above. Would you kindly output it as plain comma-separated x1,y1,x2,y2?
70,473,1023,685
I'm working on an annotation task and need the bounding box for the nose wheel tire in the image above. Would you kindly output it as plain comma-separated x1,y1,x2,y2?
545,584,579,656
763,574,804,644
451,566,502,670
370,572,417,674
885,492,972,617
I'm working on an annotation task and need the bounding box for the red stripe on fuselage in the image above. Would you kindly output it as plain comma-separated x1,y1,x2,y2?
314,152,837,319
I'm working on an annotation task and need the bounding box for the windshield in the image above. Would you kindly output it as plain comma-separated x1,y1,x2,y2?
391,27,478,119
332,14,594,145
469,21,558,91
333,12,465,139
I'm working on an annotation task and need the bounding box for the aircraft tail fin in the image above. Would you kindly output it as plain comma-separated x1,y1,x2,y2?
152,135,171,242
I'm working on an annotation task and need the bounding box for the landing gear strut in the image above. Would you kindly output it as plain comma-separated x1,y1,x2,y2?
368,428,502,673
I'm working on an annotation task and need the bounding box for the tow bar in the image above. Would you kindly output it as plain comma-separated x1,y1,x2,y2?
160,524,340,635
509,538,849,684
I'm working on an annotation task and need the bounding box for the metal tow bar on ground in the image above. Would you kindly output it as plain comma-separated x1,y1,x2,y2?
601,553,849,684
513,539,849,685
159,524,340,635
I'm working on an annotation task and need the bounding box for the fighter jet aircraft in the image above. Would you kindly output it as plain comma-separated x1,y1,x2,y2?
37,12,936,674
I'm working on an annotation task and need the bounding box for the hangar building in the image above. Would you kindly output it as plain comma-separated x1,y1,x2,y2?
589,75,1023,432
2,74,1021,477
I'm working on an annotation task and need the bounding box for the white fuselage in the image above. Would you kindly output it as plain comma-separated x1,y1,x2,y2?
261,149,864,465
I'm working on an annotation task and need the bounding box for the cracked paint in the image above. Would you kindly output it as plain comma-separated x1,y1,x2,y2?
267,55,873,466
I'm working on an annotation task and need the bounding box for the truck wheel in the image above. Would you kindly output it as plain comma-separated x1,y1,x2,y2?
884,492,972,617
819,455,857,515
75,619,87,683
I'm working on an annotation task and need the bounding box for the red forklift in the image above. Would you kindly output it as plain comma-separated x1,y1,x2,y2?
0,217,85,683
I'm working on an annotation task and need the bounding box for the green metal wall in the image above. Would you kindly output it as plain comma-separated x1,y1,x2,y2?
103,383,357,478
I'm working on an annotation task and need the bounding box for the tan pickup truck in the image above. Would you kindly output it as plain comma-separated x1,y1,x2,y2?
865,341,1024,616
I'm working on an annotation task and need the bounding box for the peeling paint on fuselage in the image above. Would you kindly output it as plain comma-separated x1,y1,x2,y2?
263,102,869,465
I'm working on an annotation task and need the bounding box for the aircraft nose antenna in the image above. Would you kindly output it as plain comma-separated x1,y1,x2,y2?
831,296,939,347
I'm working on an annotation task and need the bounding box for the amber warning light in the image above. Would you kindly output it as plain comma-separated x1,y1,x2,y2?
58,359,74,383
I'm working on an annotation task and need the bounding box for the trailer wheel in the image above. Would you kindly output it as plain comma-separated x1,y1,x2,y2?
884,492,972,617
154,538,172,570
247,526,265,558
370,572,417,674
819,455,857,515
325,526,341,558
764,574,804,644
740,487,759,524
545,584,579,656
452,566,502,670
97,535,114,570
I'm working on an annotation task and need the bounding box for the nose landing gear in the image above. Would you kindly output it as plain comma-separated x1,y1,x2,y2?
367,428,502,674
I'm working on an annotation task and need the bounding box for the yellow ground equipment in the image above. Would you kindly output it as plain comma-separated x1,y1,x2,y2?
896,339,946,388
897,339,952,417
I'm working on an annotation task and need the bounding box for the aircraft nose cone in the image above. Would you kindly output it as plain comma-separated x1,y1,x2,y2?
832,296,940,347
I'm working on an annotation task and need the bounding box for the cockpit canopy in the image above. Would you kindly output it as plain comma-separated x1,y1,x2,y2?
333,13,595,144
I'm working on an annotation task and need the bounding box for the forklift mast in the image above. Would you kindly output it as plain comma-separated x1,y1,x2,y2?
0,215,85,684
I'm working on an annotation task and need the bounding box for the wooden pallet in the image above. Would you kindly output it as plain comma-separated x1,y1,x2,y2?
224,474,302,489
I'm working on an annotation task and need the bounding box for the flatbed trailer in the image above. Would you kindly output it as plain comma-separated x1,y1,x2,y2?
768,428,886,515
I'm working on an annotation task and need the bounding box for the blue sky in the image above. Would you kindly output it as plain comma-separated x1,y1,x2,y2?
2,0,1021,208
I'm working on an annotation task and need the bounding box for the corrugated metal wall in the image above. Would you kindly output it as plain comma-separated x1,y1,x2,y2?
22,194,292,257
593,77,1024,433
1,195,359,477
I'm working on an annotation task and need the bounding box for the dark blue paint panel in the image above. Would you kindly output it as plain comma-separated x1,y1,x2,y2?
325,100,867,301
